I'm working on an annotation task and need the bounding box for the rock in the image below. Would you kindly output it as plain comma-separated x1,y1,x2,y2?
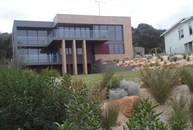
113,96,141,117
175,55,183,60
162,56,169,61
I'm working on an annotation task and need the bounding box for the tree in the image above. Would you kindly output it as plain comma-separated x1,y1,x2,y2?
0,33,12,65
132,23,166,53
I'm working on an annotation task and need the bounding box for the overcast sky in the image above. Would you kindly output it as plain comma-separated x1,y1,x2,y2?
0,0,193,33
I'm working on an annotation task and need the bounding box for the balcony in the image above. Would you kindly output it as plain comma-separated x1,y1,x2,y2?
48,29,108,43
17,29,108,46
17,37,48,46
19,54,61,65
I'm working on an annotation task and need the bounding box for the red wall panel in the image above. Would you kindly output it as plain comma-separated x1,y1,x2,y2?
95,42,109,54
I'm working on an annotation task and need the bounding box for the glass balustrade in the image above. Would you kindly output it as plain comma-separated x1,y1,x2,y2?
17,29,108,45
49,29,108,39
17,37,48,45
19,54,60,64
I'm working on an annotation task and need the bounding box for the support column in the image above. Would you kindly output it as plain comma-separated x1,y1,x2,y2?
72,40,78,75
82,40,88,74
61,40,67,75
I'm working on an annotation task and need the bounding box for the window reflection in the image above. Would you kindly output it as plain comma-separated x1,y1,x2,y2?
18,48,60,63
109,43,124,54
17,29,48,45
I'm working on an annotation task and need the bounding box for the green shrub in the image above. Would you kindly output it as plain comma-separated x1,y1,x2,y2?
139,67,177,104
65,80,101,130
169,56,177,62
54,121,77,130
101,101,120,130
41,67,60,78
88,87,107,104
169,95,190,130
0,67,70,130
124,98,168,130
110,76,122,89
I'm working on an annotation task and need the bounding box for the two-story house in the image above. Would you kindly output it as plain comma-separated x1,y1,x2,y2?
161,16,193,54
12,14,133,75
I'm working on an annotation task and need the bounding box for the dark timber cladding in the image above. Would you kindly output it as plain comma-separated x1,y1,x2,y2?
12,14,133,75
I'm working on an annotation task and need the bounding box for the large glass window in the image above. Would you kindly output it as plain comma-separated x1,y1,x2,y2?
178,28,184,39
86,27,90,38
28,49,38,62
115,26,123,40
81,28,86,38
18,48,28,62
100,25,108,38
114,44,119,54
58,27,64,37
38,30,47,44
189,23,192,35
77,48,82,55
100,25,107,30
64,27,70,37
108,26,115,40
93,25,100,38
39,49,48,62
75,27,81,37
118,44,124,54
18,30,27,37
28,30,38,44
66,48,72,55
109,44,114,54
109,43,124,54
18,48,60,63
17,30,27,44
70,27,75,37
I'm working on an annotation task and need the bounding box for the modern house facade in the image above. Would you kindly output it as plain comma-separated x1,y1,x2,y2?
12,14,133,75
161,16,193,54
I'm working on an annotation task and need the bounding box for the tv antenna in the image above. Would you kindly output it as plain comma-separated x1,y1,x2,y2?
95,1,105,16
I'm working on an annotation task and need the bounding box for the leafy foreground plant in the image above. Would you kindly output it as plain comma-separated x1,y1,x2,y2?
0,68,71,130
65,80,101,130
54,121,77,130
124,98,168,130
140,67,177,104
101,101,120,130
169,95,190,130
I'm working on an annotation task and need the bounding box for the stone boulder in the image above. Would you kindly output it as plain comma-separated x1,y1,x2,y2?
113,96,140,117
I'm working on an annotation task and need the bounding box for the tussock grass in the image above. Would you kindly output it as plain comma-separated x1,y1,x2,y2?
101,101,120,130
139,67,178,104
181,67,193,92
169,95,190,130
189,96,193,125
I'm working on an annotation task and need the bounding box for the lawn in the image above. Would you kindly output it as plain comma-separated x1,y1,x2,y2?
71,71,140,86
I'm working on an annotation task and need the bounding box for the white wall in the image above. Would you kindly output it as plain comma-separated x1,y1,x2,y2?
165,19,193,54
